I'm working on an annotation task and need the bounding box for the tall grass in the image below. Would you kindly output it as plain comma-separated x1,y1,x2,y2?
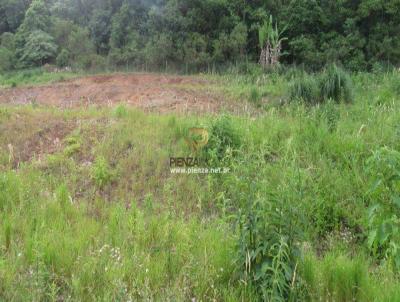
289,74,320,104
320,64,353,103
289,64,354,104
1,70,400,300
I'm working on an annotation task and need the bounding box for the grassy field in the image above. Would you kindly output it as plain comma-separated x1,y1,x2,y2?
1,68,400,301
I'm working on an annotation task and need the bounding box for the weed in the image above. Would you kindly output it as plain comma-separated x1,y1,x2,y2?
236,195,302,301
205,114,241,161
249,87,262,107
320,64,353,103
365,147,400,270
64,135,81,156
113,104,128,118
289,74,320,104
92,156,112,188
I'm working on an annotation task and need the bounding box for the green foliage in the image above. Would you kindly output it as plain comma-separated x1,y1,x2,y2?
1,0,400,71
67,28,95,66
289,74,320,104
365,147,400,270
249,87,262,107
205,115,241,160
1,70,400,300
290,65,354,104
20,0,51,32
113,104,128,118
89,9,111,54
390,73,400,96
19,30,57,67
301,253,374,302
64,135,81,157
92,156,112,188
259,15,286,49
320,64,354,103
0,47,14,71
56,49,70,67
237,195,302,301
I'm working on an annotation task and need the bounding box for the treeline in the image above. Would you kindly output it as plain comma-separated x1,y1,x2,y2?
0,0,399,72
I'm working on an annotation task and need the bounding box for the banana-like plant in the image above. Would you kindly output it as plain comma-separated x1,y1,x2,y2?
259,15,287,68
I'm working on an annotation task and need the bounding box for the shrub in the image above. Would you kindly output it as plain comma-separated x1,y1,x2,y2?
0,47,15,71
205,115,241,160
301,253,371,302
56,49,70,67
236,196,302,301
390,74,400,96
113,104,128,118
365,147,400,270
320,64,353,103
92,156,112,188
63,135,81,156
249,87,262,107
289,74,320,104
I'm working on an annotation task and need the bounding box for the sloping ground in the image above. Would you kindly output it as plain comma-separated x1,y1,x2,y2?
0,73,232,113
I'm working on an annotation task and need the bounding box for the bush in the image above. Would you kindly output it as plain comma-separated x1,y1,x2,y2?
78,54,107,71
0,47,15,71
365,147,400,270
390,74,400,96
320,64,353,103
56,49,70,67
237,195,302,301
205,115,241,160
289,65,354,105
249,87,262,107
92,156,112,188
113,104,128,118
289,74,320,104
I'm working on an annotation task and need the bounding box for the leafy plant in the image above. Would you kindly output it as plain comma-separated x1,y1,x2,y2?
63,135,81,156
258,15,287,68
249,87,262,108
113,104,128,118
205,115,241,161
56,49,70,67
320,64,353,103
92,156,112,188
236,195,302,301
289,74,319,104
365,147,400,270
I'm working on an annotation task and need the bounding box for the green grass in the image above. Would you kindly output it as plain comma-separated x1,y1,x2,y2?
0,68,81,88
1,69,400,300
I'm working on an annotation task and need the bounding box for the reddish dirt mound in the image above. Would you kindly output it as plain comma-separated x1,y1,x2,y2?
0,73,229,113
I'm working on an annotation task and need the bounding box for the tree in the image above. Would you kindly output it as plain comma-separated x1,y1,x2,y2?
183,33,210,71
19,30,57,66
56,48,70,67
15,0,55,66
258,15,286,69
0,47,15,71
66,27,95,67
89,9,111,54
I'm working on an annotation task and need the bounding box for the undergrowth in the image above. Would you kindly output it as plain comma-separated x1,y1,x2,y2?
1,70,400,301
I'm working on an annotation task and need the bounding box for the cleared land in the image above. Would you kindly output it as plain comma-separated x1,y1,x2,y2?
0,73,233,113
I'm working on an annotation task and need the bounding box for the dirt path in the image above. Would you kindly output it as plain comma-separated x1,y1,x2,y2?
0,73,232,113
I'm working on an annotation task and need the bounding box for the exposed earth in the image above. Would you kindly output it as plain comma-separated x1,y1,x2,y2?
0,73,233,113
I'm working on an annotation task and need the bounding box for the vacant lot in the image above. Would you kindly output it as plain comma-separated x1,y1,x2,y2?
0,73,236,113
1,70,400,301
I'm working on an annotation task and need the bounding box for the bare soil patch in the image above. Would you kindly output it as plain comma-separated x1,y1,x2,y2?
0,112,75,167
0,73,232,113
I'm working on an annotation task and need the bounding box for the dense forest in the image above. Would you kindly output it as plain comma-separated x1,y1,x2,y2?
0,0,400,72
